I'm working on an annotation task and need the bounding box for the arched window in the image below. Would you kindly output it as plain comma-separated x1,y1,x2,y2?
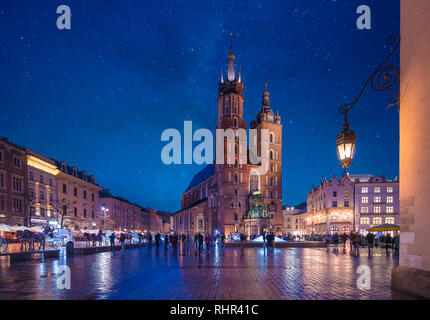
234,118,238,127
234,212,238,222
270,150,274,160
234,172,238,183
270,132,274,143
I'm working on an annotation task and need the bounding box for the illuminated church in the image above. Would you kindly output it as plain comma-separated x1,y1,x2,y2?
172,40,284,237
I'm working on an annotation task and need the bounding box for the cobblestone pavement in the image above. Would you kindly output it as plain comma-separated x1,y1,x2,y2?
0,244,417,300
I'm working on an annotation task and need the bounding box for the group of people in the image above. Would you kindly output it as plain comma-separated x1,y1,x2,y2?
138,232,228,253
262,232,276,248
322,231,400,256
108,231,129,250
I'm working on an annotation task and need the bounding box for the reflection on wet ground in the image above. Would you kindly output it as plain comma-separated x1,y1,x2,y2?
0,244,417,300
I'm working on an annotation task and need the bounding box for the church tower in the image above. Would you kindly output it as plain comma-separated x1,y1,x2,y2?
250,84,284,233
217,36,245,131
215,35,249,235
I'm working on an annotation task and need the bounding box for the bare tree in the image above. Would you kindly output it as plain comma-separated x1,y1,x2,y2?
26,196,38,227
49,199,76,229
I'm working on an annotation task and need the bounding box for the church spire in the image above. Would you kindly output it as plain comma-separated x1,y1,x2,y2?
227,32,236,81
262,82,271,110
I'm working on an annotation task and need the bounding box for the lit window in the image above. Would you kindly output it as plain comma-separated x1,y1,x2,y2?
345,191,349,197
361,207,369,214
374,187,381,193
374,206,381,214
362,197,368,204
386,206,394,213
387,187,393,193
385,217,395,224
360,217,370,225
373,217,382,225
387,196,393,204
374,196,381,203
362,187,368,194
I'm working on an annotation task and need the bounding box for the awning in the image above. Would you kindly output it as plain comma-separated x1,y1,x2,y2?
367,224,400,232
0,224,14,232
28,226,44,233
12,225,29,231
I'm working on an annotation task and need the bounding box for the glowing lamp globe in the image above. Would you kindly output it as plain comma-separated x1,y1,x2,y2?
336,125,356,170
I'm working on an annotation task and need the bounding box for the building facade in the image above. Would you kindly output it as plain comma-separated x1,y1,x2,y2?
392,0,430,298
98,189,145,232
0,138,27,226
283,203,307,236
26,149,60,227
298,174,399,236
55,161,102,230
173,42,284,237
305,175,355,235
354,175,400,234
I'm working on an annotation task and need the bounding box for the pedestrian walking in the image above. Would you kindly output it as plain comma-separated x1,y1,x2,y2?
394,234,400,255
109,232,116,250
120,233,125,250
164,233,169,250
205,233,211,250
366,232,375,254
262,231,267,248
197,233,204,251
324,233,330,246
385,233,393,253
349,230,354,251
353,232,360,256
333,233,339,250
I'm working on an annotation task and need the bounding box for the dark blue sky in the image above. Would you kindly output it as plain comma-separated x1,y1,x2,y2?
0,0,399,212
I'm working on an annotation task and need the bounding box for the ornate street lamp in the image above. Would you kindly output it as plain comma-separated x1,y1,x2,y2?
336,34,400,174
336,112,356,172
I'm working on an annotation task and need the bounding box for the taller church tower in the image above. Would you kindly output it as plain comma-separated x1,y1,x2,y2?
214,36,249,235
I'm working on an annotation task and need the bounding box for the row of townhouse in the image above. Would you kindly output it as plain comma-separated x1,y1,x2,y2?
282,174,400,236
0,137,170,232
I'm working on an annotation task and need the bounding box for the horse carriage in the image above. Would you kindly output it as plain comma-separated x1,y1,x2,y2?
83,230,112,247
0,235,7,253
0,224,12,253
16,227,72,251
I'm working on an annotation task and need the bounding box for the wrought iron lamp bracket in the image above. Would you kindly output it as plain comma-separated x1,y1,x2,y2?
338,33,401,119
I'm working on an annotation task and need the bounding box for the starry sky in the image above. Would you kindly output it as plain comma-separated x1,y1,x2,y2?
0,0,399,212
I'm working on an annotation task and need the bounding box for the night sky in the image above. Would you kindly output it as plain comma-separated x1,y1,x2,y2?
0,0,400,212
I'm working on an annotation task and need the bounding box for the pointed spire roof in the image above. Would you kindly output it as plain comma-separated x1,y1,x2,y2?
261,82,272,112
227,32,236,81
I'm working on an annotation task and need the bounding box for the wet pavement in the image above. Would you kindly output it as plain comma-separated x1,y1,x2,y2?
0,244,417,300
